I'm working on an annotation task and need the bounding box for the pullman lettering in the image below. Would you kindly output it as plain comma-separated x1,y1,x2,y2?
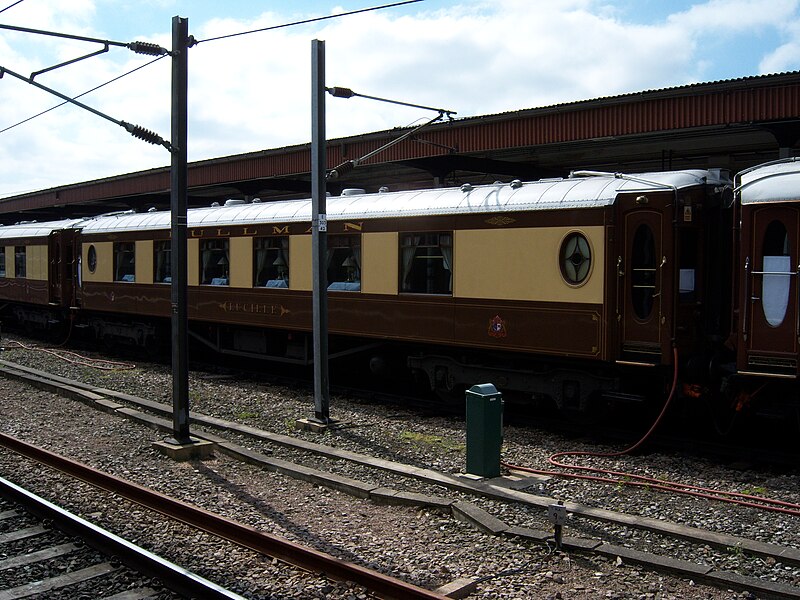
222,302,288,316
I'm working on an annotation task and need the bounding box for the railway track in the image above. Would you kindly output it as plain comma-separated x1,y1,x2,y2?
2,356,800,598
0,476,242,600
0,431,447,600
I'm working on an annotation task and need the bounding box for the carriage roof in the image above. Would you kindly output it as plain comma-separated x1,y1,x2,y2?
737,159,800,205
0,219,86,241
77,169,721,234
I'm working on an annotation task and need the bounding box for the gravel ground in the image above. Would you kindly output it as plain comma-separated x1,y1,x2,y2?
1,334,798,599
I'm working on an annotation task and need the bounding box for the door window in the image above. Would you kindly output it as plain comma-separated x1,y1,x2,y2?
760,220,790,328
631,224,656,320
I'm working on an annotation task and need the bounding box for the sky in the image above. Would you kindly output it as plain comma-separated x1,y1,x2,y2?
1,0,799,199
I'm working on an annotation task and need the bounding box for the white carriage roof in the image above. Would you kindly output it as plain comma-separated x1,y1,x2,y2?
0,218,86,240
737,159,800,204
75,169,721,234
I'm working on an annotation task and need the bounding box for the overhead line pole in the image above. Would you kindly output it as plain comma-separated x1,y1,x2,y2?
0,19,190,446
169,15,191,444
311,39,330,424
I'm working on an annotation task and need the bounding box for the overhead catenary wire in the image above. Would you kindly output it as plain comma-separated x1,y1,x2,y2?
0,53,168,136
0,65,173,150
194,0,423,45
0,0,25,15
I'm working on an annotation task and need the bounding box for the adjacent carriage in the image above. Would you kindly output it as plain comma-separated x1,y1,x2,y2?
734,159,800,385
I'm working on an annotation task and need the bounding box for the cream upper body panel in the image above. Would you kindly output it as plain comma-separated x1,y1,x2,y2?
455,227,604,303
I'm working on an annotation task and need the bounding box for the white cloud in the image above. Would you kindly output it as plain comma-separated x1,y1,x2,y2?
1,0,799,197
760,40,800,73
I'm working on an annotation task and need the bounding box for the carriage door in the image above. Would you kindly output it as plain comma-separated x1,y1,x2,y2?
616,196,672,364
741,206,799,375
48,229,77,307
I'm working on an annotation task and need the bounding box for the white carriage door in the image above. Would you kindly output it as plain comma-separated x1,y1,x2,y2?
744,206,799,371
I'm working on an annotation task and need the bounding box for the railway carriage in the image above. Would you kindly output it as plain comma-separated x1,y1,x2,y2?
0,219,81,332
57,168,730,411
734,159,800,383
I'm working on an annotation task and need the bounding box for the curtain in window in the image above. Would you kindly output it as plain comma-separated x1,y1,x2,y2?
255,242,269,285
155,244,166,282
279,239,289,283
115,249,123,281
201,244,213,283
401,235,420,289
351,242,361,281
440,234,453,292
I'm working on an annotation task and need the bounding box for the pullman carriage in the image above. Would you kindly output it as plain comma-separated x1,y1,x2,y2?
73,169,732,410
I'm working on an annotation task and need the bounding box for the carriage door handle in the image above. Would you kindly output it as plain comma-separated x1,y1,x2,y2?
796,264,800,340
742,257,750,341
652,256,666,298
616,256,623,322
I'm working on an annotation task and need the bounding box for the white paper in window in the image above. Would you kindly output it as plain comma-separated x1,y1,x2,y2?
679,269,695,293
762,255,791,327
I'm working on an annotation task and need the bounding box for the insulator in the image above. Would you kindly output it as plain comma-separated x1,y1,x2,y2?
327,86,355,99
327,160,356,180
122,122,166,146
128,41,167,56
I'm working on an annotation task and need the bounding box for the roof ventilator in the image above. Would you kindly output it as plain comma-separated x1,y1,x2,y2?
510,179,523,189
225,199,246,207
461,183,473,193
341,188,366,196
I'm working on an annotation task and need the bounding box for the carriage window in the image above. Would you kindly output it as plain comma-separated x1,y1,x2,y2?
400,232,453,294
114,242,135,282
678,230,698,303
631,224,656,320
87,245,97,274
761,220,790,328
327,235,360,291
0,247,5,277
14,246,26,278
254,237,289,288
201,239,229,285
154,240,171,283
559,232,591,285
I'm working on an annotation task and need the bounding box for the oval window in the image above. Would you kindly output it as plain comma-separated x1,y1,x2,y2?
87,245,97,274
761,220,790,328
560,232,592,285
631,224,656,320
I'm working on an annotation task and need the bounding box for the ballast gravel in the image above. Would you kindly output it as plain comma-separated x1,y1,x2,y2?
1,335,798,599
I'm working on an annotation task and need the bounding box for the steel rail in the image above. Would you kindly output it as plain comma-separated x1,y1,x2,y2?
0,431,446,600
0,475,245,599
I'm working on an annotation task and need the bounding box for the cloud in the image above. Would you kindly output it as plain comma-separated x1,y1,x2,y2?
1,0,799,198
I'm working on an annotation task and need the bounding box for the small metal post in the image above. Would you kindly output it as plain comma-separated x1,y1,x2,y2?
311,39,330,424
548,501,567,550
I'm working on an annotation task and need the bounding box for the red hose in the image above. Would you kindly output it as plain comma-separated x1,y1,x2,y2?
502,348,800,516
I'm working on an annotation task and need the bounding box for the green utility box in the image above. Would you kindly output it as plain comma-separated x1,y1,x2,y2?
465,383,503,478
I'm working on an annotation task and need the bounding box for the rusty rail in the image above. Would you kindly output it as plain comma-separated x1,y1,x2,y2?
0,432,447,600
